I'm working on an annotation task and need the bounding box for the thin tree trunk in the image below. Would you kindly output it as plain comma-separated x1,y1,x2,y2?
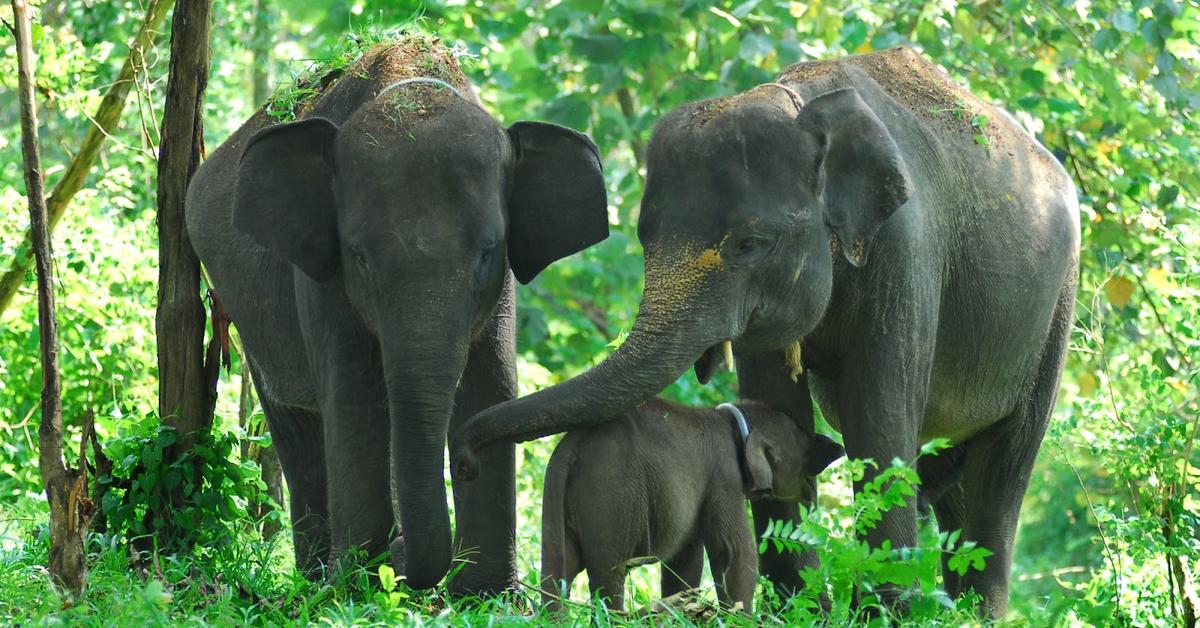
0,0,173,317
11,0,95,599
156,0,216,450
251,0,272,106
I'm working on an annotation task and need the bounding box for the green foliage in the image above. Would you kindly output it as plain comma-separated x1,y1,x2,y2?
1,0,1198,624
95,416,279,554
263,24,422,122
759,440,993,622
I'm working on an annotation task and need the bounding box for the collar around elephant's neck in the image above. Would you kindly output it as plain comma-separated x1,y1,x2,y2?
377,77,465,100
717,402,751,445
756,82,805,113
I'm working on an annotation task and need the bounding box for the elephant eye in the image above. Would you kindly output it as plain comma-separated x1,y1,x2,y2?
734,236,769,254
351,248,369,269
476,241,500,273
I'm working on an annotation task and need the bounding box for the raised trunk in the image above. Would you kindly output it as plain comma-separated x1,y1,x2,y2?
451,291,721,481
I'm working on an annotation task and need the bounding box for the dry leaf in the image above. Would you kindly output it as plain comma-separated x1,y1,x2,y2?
1104,276,1134,309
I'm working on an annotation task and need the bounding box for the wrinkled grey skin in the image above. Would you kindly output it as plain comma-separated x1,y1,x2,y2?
185,47,608,592
453,47,1079,616
540,399,844,614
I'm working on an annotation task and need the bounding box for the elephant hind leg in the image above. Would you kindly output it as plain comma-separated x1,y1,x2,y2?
930,482,967,596
542,529,583,611
956,282,1075,617
256,390,330,578
583,556,627,613
660,537,704,598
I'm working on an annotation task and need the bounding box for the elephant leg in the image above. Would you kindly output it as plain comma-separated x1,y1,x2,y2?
918,445,968,595
447,275,518,595
836,338,935,610
255,385,329,577
735,350,818,597
298,294,393,573
584,561,627,613
542,529,582,610
322,379,392,572
953,286,1072,618
703,514,758,614
930,482,967,596
660,537,704,597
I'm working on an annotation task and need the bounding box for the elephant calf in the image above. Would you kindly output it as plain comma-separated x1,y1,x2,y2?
540,398,843,613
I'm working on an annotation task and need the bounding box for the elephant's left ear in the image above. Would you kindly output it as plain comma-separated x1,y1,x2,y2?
796,88,914,267
506,121,609,284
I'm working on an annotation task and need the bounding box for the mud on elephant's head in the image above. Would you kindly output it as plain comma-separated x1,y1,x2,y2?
452,85,912,480
232,76,608,587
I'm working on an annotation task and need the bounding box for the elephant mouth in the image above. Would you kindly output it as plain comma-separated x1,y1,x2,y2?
693,339,734,384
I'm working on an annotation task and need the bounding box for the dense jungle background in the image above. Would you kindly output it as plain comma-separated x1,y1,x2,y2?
1,0,1198,624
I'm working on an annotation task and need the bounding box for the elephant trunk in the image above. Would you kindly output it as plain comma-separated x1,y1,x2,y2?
382,312,472,589
451,247,731,480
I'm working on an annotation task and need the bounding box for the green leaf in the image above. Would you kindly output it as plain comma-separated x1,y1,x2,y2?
1019,68,1045,90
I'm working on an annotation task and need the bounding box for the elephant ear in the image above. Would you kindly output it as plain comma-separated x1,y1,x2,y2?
744,431,774,495
804,433,845,476
796,88,914,267
506,121,609,284
233,117,340,281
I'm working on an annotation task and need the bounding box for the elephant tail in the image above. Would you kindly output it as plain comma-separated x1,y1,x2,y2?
541,434,580,610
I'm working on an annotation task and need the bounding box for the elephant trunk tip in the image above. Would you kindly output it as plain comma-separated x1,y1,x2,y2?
451,445,480,481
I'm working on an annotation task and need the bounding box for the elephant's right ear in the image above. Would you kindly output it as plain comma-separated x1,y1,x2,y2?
234,117,340,282
795,88,913,267
505,121,610,284
744,432,775,495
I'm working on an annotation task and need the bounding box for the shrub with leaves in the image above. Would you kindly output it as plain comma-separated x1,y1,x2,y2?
95,416,279,555
760,440,992,621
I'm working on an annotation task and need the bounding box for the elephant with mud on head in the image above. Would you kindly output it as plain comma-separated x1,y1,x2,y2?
453,46,1079,617
185,38,608,592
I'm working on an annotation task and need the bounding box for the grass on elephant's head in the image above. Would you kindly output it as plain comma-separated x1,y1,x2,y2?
263,11,476,124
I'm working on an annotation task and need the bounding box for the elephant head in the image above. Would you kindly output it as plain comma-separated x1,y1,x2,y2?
452,86,911,479
740,404,845,501
233,82,607,586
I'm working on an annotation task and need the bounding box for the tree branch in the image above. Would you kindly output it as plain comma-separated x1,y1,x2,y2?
0,0,174,316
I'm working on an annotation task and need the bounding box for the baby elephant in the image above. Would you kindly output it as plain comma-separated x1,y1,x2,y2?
540,398,844,613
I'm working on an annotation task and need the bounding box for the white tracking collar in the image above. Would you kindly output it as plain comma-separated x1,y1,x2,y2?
377,77,464,100
717,403,750,444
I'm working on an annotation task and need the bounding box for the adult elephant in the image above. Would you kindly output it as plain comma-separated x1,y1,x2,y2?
452,46,1078,616
186,38,608,592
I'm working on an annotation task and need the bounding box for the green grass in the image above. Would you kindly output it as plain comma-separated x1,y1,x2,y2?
1,457,998,627
263,19,430,123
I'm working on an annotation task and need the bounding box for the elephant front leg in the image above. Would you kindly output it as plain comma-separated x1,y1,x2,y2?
836,349,930,611
446,278,518,595
300,290,394,574
320,367,393,571
703,507,759,614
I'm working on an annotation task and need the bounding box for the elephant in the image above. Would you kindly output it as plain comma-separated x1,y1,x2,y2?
184,38,608,592
540,398,844,613
452,46,1079,617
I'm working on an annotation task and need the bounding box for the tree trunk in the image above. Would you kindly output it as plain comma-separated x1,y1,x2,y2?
12,0,96,600
156,0,217,449
251,0,272,106
0,0,174,317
